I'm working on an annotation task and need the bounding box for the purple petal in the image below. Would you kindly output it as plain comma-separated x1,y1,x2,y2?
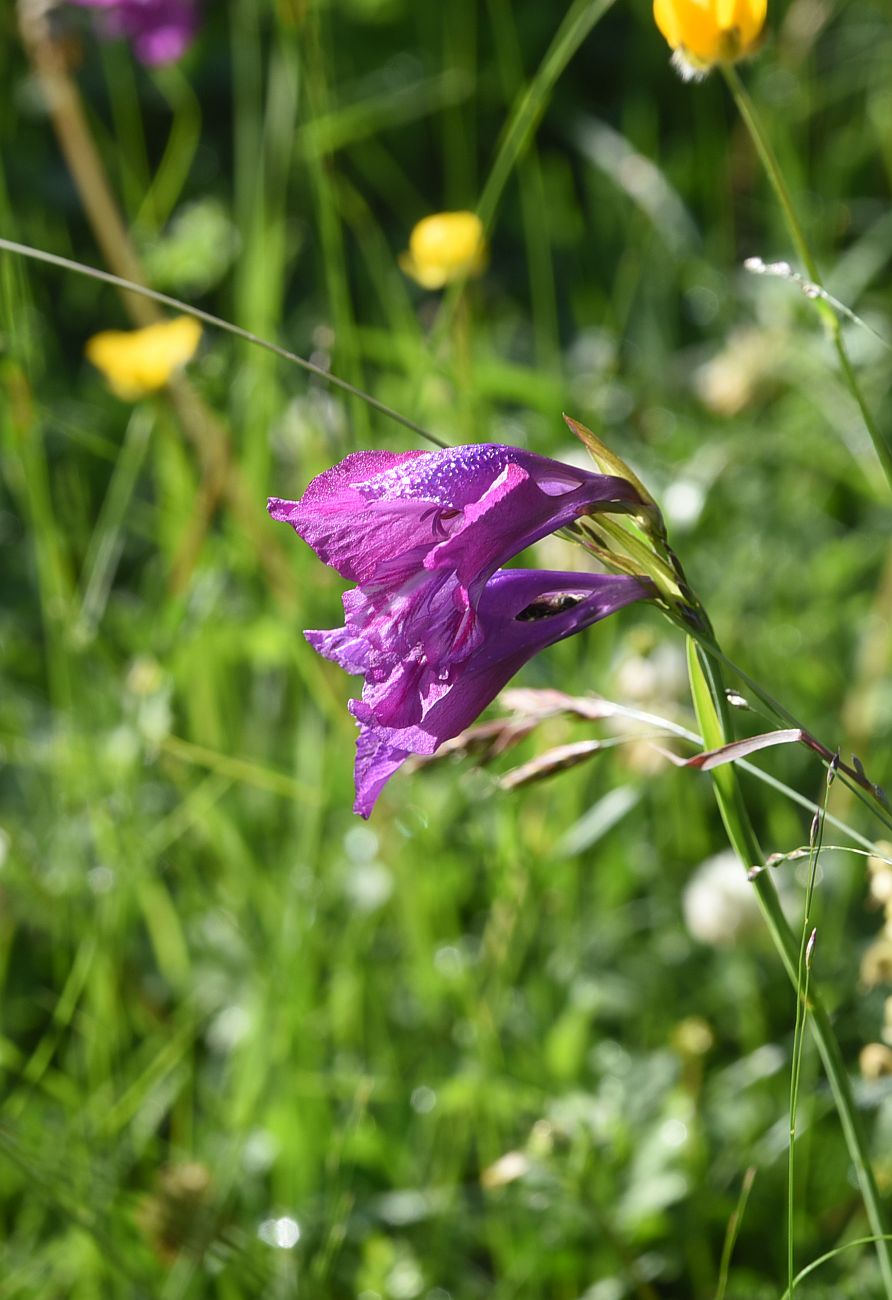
268,444,637,589
305,623,371,677
346,569,651,816
270,443,640,679
350,715,414,819
268,451,435,587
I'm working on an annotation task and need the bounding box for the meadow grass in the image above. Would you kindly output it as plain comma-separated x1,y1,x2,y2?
2,1,892,1296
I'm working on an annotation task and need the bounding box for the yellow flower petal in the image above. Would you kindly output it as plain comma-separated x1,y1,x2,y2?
85,316,202,400
731,0,767,47
400,211,487,290
652,0,766,69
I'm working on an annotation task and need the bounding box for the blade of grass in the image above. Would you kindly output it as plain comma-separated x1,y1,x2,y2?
302,4,371,444
140,64,203,231
487,0,560,371
231,6,297,490
0,238,445,446
477,0,617,229
715,1167,756,1300
76,404,154,641
687,638,892,1298
160,733,316,802
780,1236,892,1299
787,766,832,1296
723,65,892,492
422,0,619,362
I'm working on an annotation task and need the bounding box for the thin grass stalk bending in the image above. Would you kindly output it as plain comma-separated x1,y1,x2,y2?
682,623,892,836
780,1235,892,1299
714,1167,756,1300
787,767,832,1296
687,640,892,1298
722,65,892,491
0,238,444,448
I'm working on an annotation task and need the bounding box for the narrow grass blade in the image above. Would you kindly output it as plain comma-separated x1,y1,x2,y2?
715,1167,756,1300
0,237,445,447
687,638,892,1297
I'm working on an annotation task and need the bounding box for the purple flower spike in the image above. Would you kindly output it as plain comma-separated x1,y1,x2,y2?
70,0,201,65
269,444,651,815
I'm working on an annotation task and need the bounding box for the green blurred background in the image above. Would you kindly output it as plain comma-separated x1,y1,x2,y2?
2,0,892,1294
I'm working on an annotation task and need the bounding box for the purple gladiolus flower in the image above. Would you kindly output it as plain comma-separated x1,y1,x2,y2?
269,443,652,816
70,0,201,65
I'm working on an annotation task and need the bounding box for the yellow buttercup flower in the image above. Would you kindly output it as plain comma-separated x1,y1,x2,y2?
399,211,487,290
85,316,202,400
653,0,766,76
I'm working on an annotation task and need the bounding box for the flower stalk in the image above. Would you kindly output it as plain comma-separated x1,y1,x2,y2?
570,421,892,1291
687,637,892,1297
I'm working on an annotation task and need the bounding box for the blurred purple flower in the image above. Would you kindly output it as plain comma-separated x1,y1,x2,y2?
70,0,201,65
269,443,650,816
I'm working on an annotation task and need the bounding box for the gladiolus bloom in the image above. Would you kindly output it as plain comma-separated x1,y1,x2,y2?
653,0,766,75
85,316,201,399
69,0,202,66
400,212,487,290
269,444,652,815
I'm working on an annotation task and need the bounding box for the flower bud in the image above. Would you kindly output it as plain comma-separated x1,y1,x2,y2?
400,212,486,289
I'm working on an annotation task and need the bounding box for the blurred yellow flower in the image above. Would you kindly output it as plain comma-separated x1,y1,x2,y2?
653,0,766,75
860,1043,892,1081
85,316,202,400
400,211,486,290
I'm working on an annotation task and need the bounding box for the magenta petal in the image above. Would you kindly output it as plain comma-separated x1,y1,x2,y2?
270,495,451,589
132,22,193,64
268,444,637,591
423,458,616,593
345,569,652,816
305,624,371,676
268,449,440,589
350,708,413,819
299,449,425,507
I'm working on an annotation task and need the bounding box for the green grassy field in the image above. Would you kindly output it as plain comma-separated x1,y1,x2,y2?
3,0,892,1295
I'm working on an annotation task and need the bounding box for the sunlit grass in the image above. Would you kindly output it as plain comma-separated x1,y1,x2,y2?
2,1,892,1296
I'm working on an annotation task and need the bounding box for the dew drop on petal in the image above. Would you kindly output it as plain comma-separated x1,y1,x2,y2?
536,472,584,497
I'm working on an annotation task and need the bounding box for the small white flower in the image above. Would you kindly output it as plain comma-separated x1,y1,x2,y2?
683,850,762,946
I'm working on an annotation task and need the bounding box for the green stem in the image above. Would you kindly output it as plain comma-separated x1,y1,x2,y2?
787,776,825,1296
426,0,618,349
682,620,892,838
722,65,892,492
687,639,892,1298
